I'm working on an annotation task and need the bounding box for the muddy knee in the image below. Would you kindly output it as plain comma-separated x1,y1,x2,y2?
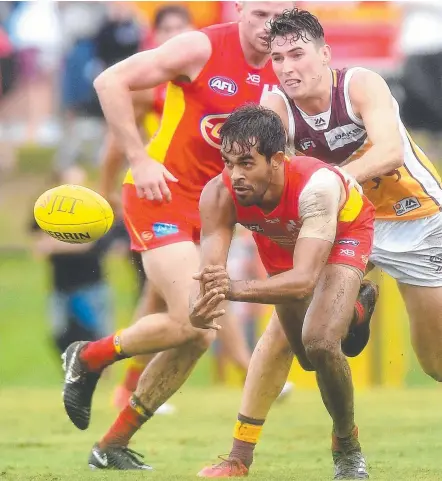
303,336,340,368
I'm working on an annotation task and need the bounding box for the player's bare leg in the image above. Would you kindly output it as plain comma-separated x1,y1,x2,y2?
113,283,168,410
216,309,251,375
198,304,308,477
62,241,215,432
199,277,376,477
398,284,442,380
301,264,367,479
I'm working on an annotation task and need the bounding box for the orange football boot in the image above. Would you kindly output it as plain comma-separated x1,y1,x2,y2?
197,456,249,478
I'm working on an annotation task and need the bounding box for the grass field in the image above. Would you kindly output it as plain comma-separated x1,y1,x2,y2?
2,254,442,480
1,385,442,480
1,171,441,480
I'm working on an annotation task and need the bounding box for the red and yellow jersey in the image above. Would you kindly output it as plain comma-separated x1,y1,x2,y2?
278,67,442,220
143,84,167,139
222,156,374,252
124,22,278,204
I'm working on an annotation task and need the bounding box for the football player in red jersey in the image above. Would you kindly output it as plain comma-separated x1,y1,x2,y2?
193,104,372,479
98,3,194,415
62,3,378,470
100,2,253,417
201,8,442,479
62,2,294,471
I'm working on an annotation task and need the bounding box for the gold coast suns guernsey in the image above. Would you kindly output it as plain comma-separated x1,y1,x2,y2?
124,23,278,204
142,84,167,139
277,67,442,220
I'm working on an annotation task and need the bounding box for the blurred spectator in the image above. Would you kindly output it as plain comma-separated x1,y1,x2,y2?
29,166,126,358
399,1,442,163
94,2,142,70
141,3,193,49
54,2,143,173
53,2,105,172
0,25,15,97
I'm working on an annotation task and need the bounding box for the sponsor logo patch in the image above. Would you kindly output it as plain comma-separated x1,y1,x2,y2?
209,76,238,96
338,239,360,246
243,224,264,233
340,249,355,257
299,138,317,151
200,113,229,149
246,73,261,85
393,197,421,216
141,231,153,241
324,123,365,151
153,222,179,238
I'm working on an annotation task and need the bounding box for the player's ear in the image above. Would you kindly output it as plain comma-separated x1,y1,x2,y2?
271,151,285,169
322,44,331,65
236,1,244,14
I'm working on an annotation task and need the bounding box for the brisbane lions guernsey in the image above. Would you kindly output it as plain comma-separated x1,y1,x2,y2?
125,22,278,204
274,68,442,221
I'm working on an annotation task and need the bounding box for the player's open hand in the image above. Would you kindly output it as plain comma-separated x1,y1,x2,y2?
189,288,226,330
132,156,178,203
193,265,230,295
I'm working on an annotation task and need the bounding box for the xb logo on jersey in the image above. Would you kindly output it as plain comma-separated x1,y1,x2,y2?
200,113,230,149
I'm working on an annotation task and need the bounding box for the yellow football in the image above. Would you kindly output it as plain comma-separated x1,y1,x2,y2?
34,184,114,244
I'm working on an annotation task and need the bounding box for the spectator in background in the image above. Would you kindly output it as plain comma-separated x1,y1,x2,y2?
53,2,106,172
400,0,442,164
30,166,124,358
54,2,142,173
94,2,142,71
146,3,192,48
0,25,15,97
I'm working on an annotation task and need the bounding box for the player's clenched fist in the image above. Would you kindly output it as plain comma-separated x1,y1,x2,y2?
189,288,226,330
193,265,231,295
132,155,178,203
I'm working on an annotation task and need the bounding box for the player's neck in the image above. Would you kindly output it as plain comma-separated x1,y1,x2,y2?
238,25,270,69
292,68,332,116
257,166,286,214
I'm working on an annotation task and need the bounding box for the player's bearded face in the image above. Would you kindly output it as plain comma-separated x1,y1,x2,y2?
271,34,329,99
222,145,273,207
238,2,295,53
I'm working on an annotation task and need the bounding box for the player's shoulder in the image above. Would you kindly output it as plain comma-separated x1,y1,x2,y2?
200,174,230,205
347,67,391,99
200,174,236,222
261,87,287,111
289,155,327,172
159,30,212,70
201,22,238,45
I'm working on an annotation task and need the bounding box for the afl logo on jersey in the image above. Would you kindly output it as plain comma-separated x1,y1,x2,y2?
200,113,230,149
209,76,238,96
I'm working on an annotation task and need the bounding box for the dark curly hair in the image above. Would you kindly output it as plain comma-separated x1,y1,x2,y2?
219,104,286,163
267,8,324,48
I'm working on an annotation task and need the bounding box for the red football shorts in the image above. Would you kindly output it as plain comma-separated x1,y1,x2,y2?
122,183,201,251
254,223,373,276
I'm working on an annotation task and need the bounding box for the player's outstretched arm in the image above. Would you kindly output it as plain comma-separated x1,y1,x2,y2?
342,69,404,183
189,176,237,330
93,31,212,202
226,169,343,304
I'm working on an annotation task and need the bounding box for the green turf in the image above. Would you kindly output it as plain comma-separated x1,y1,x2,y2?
1,166,441,479
0,252,211,388
1,385,441,480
